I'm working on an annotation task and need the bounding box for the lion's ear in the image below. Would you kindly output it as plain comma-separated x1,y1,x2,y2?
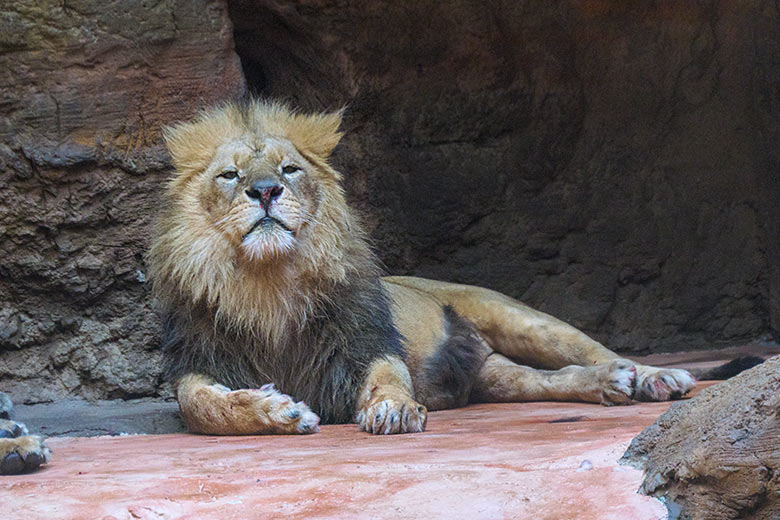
289,108,345,159
162,120,219,174
162,122,195,172
162,105,241,173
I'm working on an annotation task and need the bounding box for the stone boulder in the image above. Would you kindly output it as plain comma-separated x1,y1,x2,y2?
622,356,780,519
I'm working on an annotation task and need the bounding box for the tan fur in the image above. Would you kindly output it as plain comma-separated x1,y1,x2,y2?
153,100,695,436
355,357,427,434
384,276,695,405
0,408,50,475
384,276,622,368
472,355,636,405
149,102,365,345
177,375,320,435
0,436,50,460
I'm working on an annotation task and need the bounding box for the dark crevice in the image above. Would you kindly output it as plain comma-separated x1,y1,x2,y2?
220,1,776,355
237,53,267,97
228,1,272,97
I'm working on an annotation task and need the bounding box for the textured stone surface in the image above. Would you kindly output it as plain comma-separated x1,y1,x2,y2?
14,398,183,437
622,357,780,520
1,0,778,403
231,0,780,353
2,394,712,519
0,0,245,402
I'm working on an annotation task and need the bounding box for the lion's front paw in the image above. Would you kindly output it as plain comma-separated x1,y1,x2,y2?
0,435,51,475
634,366,695,401
229,384,321,435
597,360,637,406
356,396,427,435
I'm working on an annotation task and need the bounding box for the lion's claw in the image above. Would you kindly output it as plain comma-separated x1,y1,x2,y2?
357,398,427,434
634,366,695,401
0,435,51,475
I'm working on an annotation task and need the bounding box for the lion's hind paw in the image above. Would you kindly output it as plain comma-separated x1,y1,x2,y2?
635,367,695,401
599,360,637,406
0,435,51,475
0,418,28,439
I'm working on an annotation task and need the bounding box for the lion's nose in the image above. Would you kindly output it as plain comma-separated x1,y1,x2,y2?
246,180,284,209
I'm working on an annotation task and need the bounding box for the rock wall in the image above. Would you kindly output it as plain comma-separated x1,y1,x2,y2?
1,0,778,402
0,0,245,401
230,0,780,352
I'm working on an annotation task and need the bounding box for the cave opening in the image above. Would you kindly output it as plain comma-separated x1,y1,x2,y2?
226,1,779,355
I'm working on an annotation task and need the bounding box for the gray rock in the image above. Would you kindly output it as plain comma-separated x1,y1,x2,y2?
13,398,184,437
622,356,780,519
230,0,779,353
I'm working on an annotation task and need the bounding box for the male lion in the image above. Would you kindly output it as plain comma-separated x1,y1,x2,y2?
148,100,695,436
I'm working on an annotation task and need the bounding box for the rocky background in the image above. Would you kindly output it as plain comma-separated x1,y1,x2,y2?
1,0,778,403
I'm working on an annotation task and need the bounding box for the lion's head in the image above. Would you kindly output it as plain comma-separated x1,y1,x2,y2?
148,101,374,339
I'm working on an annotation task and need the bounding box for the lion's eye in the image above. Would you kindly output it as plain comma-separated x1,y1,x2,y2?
281,164,301,175
218,169,239,180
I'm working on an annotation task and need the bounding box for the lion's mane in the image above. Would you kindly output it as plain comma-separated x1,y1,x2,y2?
148,101,403,423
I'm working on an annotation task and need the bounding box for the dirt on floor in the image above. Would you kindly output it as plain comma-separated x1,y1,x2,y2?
3,347,773,519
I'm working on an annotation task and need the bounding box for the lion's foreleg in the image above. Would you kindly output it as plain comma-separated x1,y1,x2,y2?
177,374,320,435
355,357,428,434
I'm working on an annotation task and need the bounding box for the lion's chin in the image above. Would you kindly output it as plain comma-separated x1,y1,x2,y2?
241,227,296,261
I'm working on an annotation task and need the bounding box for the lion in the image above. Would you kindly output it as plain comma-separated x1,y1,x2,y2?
147,99,696,437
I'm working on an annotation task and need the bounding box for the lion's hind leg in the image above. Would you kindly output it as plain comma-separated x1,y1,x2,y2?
0,393,50,475
177,374,321,435
471,353,637,406
386,277,695,402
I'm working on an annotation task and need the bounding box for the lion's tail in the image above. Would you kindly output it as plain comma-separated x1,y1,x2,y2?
688,355,766,380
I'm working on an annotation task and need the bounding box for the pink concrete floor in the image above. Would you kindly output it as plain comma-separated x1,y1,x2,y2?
1,383,717,520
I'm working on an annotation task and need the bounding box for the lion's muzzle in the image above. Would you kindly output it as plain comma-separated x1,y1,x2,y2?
245,180,284,210
243,216,295,241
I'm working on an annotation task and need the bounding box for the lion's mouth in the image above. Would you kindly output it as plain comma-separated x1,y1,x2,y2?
243,216,295,241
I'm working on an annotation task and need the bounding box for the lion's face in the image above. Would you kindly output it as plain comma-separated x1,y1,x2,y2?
151,101,374,337
159,102,347,267
151,101,371,332
193,136,323,261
